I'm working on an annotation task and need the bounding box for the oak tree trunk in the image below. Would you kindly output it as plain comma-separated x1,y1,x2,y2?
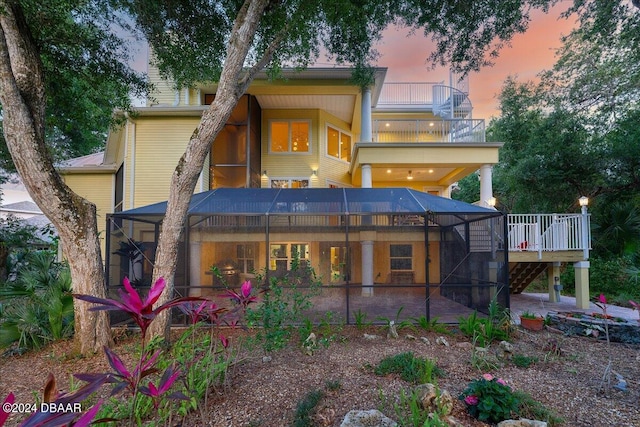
148,0,271,339
0,1,111,354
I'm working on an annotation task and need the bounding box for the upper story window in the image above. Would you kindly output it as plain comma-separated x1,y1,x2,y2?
269,120,310,153
327,126,351,162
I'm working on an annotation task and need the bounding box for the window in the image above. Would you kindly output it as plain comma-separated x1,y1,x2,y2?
390,244,412,270
269,120,310,153
327,126,351,162
237,244,255,274
270,179,309,188
269,243,309,272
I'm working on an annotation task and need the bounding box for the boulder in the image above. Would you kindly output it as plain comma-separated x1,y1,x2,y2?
340,409,397,427
497,419,548,427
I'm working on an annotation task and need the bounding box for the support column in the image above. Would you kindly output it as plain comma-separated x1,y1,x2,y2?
479,164,493,207
547,262,561,303
361,87,372,142
361,240,374,296
362,164,372,188
189,241,202,296
574,261,590,309
488,262,498,300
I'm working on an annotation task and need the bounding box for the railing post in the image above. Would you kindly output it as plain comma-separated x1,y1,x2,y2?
537,214,542,260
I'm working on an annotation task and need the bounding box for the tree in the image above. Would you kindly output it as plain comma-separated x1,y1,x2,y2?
540,0,640,126
119,0,563,338
0,0,147,354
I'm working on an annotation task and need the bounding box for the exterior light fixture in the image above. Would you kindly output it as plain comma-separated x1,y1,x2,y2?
579,195,590,260
428,169,434,173
387,169,392,173
262,170,268,177
312,169,318,176
407,170,413,180
487,197,497,208
579,196,589,207
385,123,390,127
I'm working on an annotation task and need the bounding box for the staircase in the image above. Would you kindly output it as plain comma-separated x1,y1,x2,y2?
432,72,474,141
509,262,548,294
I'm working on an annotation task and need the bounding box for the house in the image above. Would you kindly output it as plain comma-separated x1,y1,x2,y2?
60,62,591,323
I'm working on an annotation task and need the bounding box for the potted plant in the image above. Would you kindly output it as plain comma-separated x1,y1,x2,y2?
519,310,545,331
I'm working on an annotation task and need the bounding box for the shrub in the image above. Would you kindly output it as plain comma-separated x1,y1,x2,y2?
0,252,74,352
459,374,520,424
374,352,443,384
246,261,321,353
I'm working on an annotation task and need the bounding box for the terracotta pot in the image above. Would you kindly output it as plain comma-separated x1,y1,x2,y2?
520,316,544,331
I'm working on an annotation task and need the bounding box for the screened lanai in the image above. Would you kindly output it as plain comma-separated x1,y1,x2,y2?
106,188,508,325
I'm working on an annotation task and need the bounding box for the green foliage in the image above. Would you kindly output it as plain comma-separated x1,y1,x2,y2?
392,388,448,427
292,389,325,427
457,300,510,348
377,306,414,331
353,308,372,330
0,252,74,352
561,256,640,301
511,354,538,368
374,352,443,385
0,1,149,171
459,375,520,424
411,315,450,334
247,262,321,353
514,391,564,426
451,173,480,204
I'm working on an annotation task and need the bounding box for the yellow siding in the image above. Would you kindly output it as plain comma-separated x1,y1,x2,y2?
63,173,113,256
130,117,202,207
147,61,178,106
318,110,352,187
261,109,320,186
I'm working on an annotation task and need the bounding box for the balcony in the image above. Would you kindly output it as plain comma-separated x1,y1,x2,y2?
507,213,591,259
377,82,442,106
372,119,486,143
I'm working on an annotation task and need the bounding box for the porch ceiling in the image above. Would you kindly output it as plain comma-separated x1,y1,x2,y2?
255,94,357,124
349,142,502,187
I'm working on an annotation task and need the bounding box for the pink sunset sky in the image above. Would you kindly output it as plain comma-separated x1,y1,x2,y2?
130,3,576,119
375,3,576,119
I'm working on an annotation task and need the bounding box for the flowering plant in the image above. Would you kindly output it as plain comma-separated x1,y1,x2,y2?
459,373,520,423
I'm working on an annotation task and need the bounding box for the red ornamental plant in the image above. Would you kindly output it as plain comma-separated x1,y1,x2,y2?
72,277,200,423
74,277,202,337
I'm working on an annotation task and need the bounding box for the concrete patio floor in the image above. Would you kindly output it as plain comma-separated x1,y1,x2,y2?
510,293,639,323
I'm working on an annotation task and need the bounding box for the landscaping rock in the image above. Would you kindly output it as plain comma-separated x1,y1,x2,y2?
303,332,317,355
497,419,547,427
387,321,399,339
405,334,417,340
455,341,473,350
414,383,453,416
363,333,381,340
498,340,514,359
435,336,449,346
420,336,431,345
340,409,397,427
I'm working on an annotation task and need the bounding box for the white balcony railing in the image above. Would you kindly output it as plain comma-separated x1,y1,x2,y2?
507,213,591,258
372,119,486,143
377,82,442,106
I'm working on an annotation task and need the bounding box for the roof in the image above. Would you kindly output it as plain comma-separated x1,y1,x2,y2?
0,200,41,214
113,188,501,227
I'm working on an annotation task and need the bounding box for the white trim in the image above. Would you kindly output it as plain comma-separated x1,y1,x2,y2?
267,119,312,155
128,123,136,209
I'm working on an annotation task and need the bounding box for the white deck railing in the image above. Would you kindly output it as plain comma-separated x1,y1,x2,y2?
507,213,591,257
377,82,442,105
372,119,485,143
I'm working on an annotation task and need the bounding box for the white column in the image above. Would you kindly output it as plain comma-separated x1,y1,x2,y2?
361,87,372,142
574,261,590,309
361,240,374,296
361,164,372,188
189,241,202,296
479,164,493,207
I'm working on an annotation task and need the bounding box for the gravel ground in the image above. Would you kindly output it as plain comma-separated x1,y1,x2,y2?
1,325,639,426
